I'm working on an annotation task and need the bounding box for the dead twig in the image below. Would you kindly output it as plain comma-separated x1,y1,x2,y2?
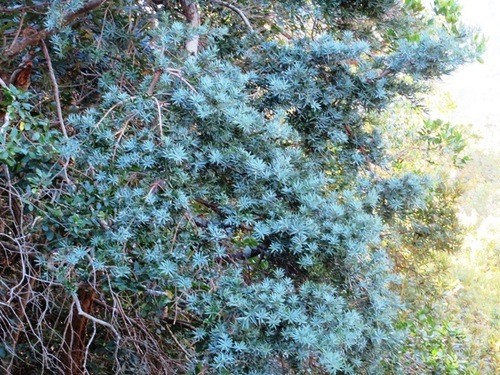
41,40,67,139
0,77,8,90
165,324,191,358
71,292,121,340
167,69,197,92
41,39,72,184
0,77,10,131
10,13,25,50
152,96,164,139
147,69,163,96
94,97,136,128
0,4,48,15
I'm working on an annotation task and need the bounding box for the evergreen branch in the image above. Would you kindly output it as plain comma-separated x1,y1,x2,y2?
5,0,107,57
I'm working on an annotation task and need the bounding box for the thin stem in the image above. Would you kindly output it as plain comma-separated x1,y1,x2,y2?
41,39,67,139
211,0,254,32
71,293,121,340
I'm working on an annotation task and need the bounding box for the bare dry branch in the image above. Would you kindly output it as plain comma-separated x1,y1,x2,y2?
10,13,25,50
165,324,192,358
152,96,164,139
71,292,121,340
211,0,254,32
147,70,162,96
95,101,128,127
0,77,9,132
41,40,67,139
0,77,8,89
0,4,48,14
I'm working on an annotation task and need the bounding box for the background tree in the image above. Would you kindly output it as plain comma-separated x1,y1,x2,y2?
0,0,482,373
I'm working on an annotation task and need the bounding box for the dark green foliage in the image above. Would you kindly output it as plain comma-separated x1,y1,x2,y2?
394,308,477,374
0,0,481,373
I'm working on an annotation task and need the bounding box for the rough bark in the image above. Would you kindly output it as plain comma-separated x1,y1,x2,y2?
63,286,95,375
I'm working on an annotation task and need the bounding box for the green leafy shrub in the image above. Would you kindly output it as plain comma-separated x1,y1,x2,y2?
395,308,477,374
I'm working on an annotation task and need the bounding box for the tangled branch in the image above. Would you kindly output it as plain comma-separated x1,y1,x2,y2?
5,0,107,57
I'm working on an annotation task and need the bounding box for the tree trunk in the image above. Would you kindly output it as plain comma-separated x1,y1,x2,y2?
63,286,95,375
179,0,200,55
